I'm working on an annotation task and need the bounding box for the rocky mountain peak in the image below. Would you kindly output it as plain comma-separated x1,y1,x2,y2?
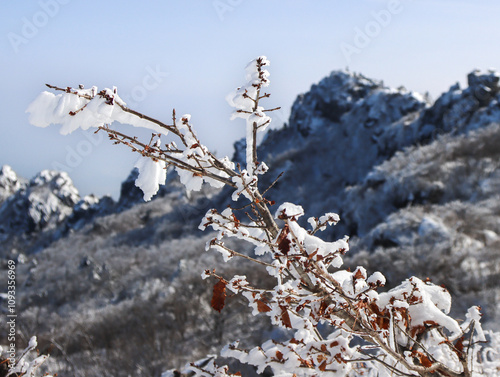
29,170,80,207
0,165,25,203
288,70,428,137
4,68,499,255
0,169,81,241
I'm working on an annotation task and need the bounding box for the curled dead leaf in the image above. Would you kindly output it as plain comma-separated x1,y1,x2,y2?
211,280,227,312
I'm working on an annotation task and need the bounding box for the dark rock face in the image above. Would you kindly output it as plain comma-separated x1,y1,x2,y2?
289,71,383,135
117,168,145,210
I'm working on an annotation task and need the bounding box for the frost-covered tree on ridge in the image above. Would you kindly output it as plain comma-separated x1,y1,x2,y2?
26,57,500,376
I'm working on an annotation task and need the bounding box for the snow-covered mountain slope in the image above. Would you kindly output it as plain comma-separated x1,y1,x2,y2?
0,170,79,250
0,165,208,256
1,68,499,376
344,123,500,323
249,69,500,236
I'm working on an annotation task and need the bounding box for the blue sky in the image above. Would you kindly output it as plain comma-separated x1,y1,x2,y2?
2,0,500,198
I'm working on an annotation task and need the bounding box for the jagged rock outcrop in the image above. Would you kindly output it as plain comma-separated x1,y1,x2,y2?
289,71,427,137
420,69,500,137
0,165,26,204
233,68,500,324
0,170,79,235
66,194,115,231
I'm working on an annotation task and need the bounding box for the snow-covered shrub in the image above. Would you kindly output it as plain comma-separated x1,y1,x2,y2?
0,337,52,377
28,57,500,376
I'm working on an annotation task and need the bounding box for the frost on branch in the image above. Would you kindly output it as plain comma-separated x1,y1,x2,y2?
30,57,500,376
0,336,52,377
134,149,167,201
226,56,273,176
27,86,168,135
27,86,237,201
202,202,496,376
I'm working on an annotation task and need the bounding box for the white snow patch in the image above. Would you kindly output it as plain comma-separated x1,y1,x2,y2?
134,156,167,201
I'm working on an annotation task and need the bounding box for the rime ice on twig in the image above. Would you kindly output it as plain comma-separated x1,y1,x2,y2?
226,56,273,176
1,337,52,377
27,85,173,135
27,87,237,200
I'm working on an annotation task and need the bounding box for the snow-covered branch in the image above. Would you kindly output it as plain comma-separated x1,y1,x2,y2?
1,337,52,377
29,56,500,377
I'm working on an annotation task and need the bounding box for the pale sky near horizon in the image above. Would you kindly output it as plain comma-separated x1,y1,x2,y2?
2,0,500,199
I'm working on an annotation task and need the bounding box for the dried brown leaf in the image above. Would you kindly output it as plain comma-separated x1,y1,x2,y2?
279,305,292,328
277,224,291,255
256,299,272,313
211,280,227,312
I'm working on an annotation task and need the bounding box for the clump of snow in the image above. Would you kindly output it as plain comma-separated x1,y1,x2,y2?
231,171,257,202
367,271,386,286
0,165,24,202
378,277,461,337
134,156,167,201
275,202,304,219
73,194,100,212
462,306,486,342
0,165,18,185
308,212,340,232
1,336,53,377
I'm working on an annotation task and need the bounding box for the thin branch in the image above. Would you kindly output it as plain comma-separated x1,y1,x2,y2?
211,241,274,268
98,126,236,188
261,171,284,197
350,354,418,377
263,106,281,112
